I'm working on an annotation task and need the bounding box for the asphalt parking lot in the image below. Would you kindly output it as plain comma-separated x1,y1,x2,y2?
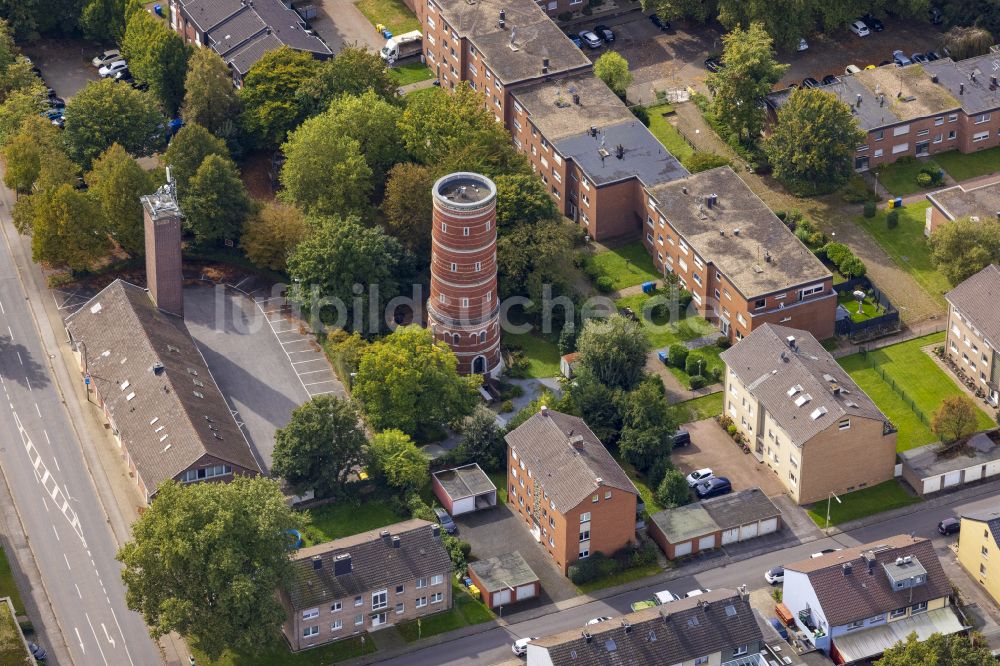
671,418,787,497
22,38,98,99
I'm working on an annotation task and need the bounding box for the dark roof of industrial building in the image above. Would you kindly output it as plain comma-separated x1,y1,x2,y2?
530,589,762,665
468,551,538,592
64,280,262,494
429,0,590,84
962,510,1000,545
555,120,688,188
945,264,1000,346
505,409,637,513
433,464,496,501
927,180,1000,222
286,519,451,609
648,167,831,297
721,324,886,447
784,535,951,627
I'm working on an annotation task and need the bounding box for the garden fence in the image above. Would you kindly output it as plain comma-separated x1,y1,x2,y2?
861,350,930,426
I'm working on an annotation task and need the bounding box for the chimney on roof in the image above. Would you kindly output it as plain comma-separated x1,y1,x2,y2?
682,186,688,194
733,228,740,235
312,556,323,570
333,553,352,576
542,57,549,74
615,144,624,159
583,631,592,644
392,535,401,548
151,361,165,375
960,82,965,94
380,530,391,545
993,76,998,89
706,193,718,208
856,93,862,107
622,620,632,633
738,584,749,601
142,172,184,317
589,126,598,137
864,550,877,575
931,74,939,83
569,434,585,449
786,335,797,350
971,71,977,82
573,92,580,104
432,524,441,538
880,94,885,107
843,562,853,576
541,405,549,416
498,9,505,28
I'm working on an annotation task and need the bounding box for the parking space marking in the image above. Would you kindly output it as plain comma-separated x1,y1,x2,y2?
302,380,339,387
297,369,331,376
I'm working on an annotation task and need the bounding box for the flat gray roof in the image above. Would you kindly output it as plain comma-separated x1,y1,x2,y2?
701,487,781,530
432,463,496,500
649,502,717,544
555,120,688,188
512,72,635,143
924,53,1000,115
468,550,537,591
927,180,1000,222
900,431,1000,478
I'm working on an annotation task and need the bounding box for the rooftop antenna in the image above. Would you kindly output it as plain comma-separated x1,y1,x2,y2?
509,27,516,45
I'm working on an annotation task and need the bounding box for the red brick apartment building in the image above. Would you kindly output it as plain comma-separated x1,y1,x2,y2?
505,408,639,575
768,50,1000,172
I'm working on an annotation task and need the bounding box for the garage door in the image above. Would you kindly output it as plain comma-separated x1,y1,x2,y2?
759,518,778,535
673,541,692,557
924,476,941,494
698,535,716,550
493,589,512,607
721,528,740,545
453,496,476,515
943,470,962,488
516,584,535,601
740,522,758,540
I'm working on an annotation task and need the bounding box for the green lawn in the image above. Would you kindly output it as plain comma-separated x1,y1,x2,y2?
806,480,921,526
615,457,664,515
647,104,694,162
585,241,661,291
855,202,952,305
396,583,493,642
668,392,724,423
356,0,420,34
576,563,663,594
836,290,882,323
838,332,995,450
875,158,942,197
0,549,23,616
389,62,434,86
487,472,508,505
405,85,441,102
194,635,370,666
615,291,718,349
300,498,402,546
503,331,561,378
933,147,1000,182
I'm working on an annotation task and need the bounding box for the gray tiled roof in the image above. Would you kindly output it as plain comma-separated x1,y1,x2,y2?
433,464,495,501
784,535,951,627
531,589,762,666
468,551,537,592
431,0,590,84
647,167,831,298
720,324,887,447
286,519,451,609
206,7,266,56
945,264,1000,347
176,0,242,32
222,32,285,76
701,487,781,531
555,120,688,188
64,280,261,493
505,410,637,513
962,509,1000,545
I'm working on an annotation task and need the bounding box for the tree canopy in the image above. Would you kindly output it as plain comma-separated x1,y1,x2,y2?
929,217,1000,285
876,632,995,666
80,0,126,42
163,122,231,193
494,173,557,230
299,45,399,112
451,405,506,472
63,78,163,168
381,162,435,262
121,9,190,114
241,202,310,271
576,315,650,391
593,51,633,99
117,476,301,660
85,143,155,257
182,49,241,136
29,183,110,270
931,395,980,444
240,46,320,149
183,154,252,246
367,429,429,493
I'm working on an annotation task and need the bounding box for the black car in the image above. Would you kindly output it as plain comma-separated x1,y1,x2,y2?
862,14,884,31
672,429,691,448
821,75,839,85
696,477,732,499
48,96,65,109
649,14,670,31
911,52,928,64
926,50,941,61
802,77,820,88
29,642,46,662
594,24,615,43
704,56,723,72
434,507,457,534
938,517,961,535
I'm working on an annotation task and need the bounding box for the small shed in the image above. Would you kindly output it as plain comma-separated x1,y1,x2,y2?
560,352,581,379
648,487,782,559
432,463,497,516
467,551,540,607
900,431,1000,496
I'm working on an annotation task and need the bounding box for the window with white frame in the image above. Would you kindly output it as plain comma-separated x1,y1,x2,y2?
302,608,319,620
893,124,910,136
331,619,343,631
354,596,363,606
976,113,991,124
303,625,318,637
974,130,990,142
372,590,388,610
431,592,444,603
580,512,591,522
416,597,428,608
355,614,364,626
431,574,444,585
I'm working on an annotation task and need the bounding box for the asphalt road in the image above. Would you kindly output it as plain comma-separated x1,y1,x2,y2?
0,189,162,663
375,490,1000,666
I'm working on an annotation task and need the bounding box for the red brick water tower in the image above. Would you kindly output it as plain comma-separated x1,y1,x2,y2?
428,172,502,377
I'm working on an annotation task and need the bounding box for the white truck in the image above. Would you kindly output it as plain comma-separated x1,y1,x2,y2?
380,30,423,63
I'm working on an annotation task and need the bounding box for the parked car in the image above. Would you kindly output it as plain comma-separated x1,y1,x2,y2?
672,429,691,448
29,642,46,661
594,24,614,42
811,547,843,558
587,616,613,625
631,589,679,611
92,49,121,68
113,68,133,83
850,20,870,37
696,477,731,499
512,637,537,656
845,64,862,74
926,50,942,61
686,468,714,487
649,14,670,31
566,32,583,48
99,60,128,78
797,37,809,51
892,50,911,67
685,588,711,598
704,56,723,72
770,618,789,640
48,96,65,109
938,517,961,535
433,507,457,534
579,30,602,49
862,14,885,31
802,77,820,88
764,566,785,585
911,52,928,63
822,75,840,85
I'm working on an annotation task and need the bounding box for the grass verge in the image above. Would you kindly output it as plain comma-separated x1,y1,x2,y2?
503,331,561,378
584,241,661,291
875,158,942,197
933,147,1000,182
0,601,29,666
194,635,370,665
487,472,508,505
576,563,663,594
806,480,921,526
0,549,24,616
669,392,724,424
647,104,694,162
395,582,493,642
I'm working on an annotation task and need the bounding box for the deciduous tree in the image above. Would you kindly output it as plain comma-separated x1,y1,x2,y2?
29,184,110,270
80,0,126,43
497,217,575,304
117,476,301,660
941,26,994,61
240,202,310,271
324,90,404,185
764,89,865,195
367,429,429,493
182,154,252,246
353,325,480,439
85,143,155,257
932,395,980,444
593,51,633,99
0,83,47,147
2,128,39,193
655,469,691,508
929,217,1000,285
271,395,367,497
240,46,320,149
563,371,622,444
299,45,399,112
162,122,231,192
182,49,241,136
877,632,994,666
121,9,191,115
63,78,163,168
452,405,506,471
381,162,435,261
576,314,649,391
494,173,557,230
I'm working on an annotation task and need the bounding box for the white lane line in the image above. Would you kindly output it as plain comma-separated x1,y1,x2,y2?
280,338,312,346
53,457,60,472
291,358,324,365
16,351,22,365
286,349,316,355
34,403,41,418
43,430,49,444
302,380,339,387
6,326,11,340
308,390,339,396
41,496,48,512
51,524,59,541
25,377,30,391
75,584,82,599
109,606,137,666
85,612,110,666
74,627,86,654
63,553,71,570
0,299,4,314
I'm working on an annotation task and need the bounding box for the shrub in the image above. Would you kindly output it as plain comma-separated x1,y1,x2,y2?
683,151,730,174
718,414,733,429
886,209,899,229
667,343,688,367
407,493,437,523
677,290,693,309
726,424,738,436
557,10,573,20
500,399,514,413
646,456,671,488
863,201,876,218
631,105,650,127
774,210,786,221
710,366,723,381
569,551,610,584
685,352,706,376
824,242,851,266
595,275,614,293
689,375,707,390
916,172,932,187
715,336,731,349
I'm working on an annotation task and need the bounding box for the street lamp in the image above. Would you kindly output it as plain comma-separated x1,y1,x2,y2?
873,169,881,201
825,491,842,534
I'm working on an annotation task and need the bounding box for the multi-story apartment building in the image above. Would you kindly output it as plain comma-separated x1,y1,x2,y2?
168,0,331,85
505,407,638,575
526,588,765,666
944,263,1000,407
957,510,1000,606
279,519,452,651
720,324,897,505
925,179,1000,236
783,535,964,664
769,51,1000,172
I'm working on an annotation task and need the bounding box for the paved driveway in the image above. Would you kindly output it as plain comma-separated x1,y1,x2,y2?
22,38,98,99
671,418,788,497
455,504,580,605
310,0,385,53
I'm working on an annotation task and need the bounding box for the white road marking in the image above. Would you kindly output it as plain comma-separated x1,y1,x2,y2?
85,612,110,666
34,403,40,418
291,358,323,365
63,553,71,570
43,430,49,444
53,457,60,471
0,299,4,314
302,380,339,387
297,369,331,376
7,325,11,340
75,584,82,599
285,349,316,355
102,623,116,648
109,607,137,666
51,524,59,541
16,351,21,364
40,496,48,512
24,377,30,391
308,390,339,396
75,627,86,654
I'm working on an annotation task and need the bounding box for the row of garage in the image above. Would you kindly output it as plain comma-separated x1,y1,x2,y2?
648,487,782,559
899,431,1000,496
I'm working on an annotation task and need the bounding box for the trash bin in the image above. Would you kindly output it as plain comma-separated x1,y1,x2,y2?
641,281,656,294
153,3,163,15
893,197,903,208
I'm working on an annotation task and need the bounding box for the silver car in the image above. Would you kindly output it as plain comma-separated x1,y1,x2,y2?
578,30,602,49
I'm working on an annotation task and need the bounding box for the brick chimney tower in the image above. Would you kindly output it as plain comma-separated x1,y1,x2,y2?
428,172,502,376
141,169,184,317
